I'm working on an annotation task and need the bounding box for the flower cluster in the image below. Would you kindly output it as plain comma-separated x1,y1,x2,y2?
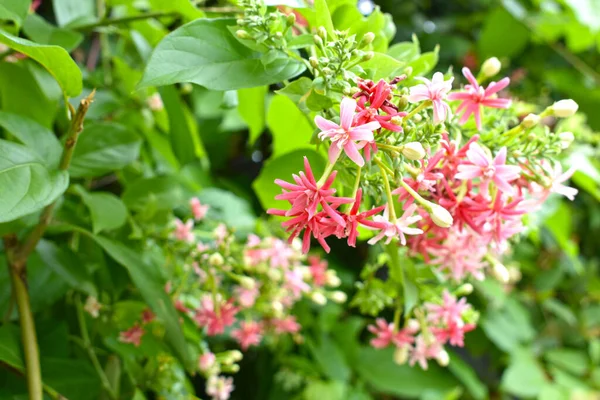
269,57,579,367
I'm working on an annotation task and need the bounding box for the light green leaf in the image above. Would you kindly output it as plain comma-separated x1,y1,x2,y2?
303,380,346,400
267,94,314,157
91,236,192,370
139,18,305,91
69,122,142,178
0,111,62,167
314,0,336,38
36,240,95,294
501,349,547,398
307,335,351,382
545,349,589,377
22,13,83,51
447,351,487,400
52,0,96,28
387,41,420,63
238,86,268,144
0,29,82,96
149,0,205,21
478,8,529,59
0,0,30,28
122,176,187,213
0,140,68,223
360,52,405,80
407,49,439,79
481,298,535,352
74,186,128,234
196,188,256,234
253,149,326,211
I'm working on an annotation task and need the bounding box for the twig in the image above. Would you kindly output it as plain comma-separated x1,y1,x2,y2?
75,11,179,31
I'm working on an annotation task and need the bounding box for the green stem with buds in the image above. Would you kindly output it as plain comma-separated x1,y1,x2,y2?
403,101,431,125
374,158,397,221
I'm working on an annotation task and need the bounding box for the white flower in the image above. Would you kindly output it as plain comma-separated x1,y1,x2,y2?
481,57,501,78
552,99,578,117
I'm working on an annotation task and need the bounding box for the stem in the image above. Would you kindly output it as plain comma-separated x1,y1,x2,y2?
76,296,117,400
398,179,429,208
374,158,397,221
385,243,405,331
551,43,600,86
351,166,362,198
316,162,335,187
377,143,405,153
403,101,430,125
75,11,179,31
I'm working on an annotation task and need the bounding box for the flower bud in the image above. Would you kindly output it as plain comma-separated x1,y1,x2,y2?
330,291,347,303
313,35,323,46
208,253,224,266
404,66,413,76
508,266,522,283
428,203,453,228
481,57,501,78
267,268,282,281
309,56,319,69
321,67,333,76
552,99,578,117
236,18,245,26
558,131,574,149
146,93,164,111
286,13,296,26
522,113,540,128
406,319,420,332
272,301,284,315
311,291,327,305
390,115,403,125
413,113,422,123
318,26,327,39
236,30,250,39
223,350,243,364
326,270,341,287
362,51,374,62
491,261,510,284
393,346,409,365
435,349,450,367
360,32,375,47
198,352,216,372
239,276,255,289
401,142,426,160
456,283,474,296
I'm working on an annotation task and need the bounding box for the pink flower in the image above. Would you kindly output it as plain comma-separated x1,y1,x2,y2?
315,97,380,167
190,197,210,221
119,324,145,347
308,255,328,286
272,316,301,334
448,67,511,129
339,189,387,247
284,267,310,298
235,285,259,308
455,143,520,193
198,352,216,372
206,376,234,400
355,79,406,132
246,234,262,247
548,163,578,201
432,322,475,347
367,318,417,349
407,72,454,124
141,309,155,324
368,204,424,246
194,295,238,335
425,290,470,326
173,218,194,242
409,335,443,370
231,321,263,350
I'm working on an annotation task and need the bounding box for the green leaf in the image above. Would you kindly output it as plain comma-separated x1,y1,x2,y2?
501,349,547,398
360,52,405,80
307,335,351,382
92,236,192,370
0,140,68,223
36,240,95,294
478,8,529,59
545,349,589,377
253,149,326,211
267,94,314,157
406,49,439,82
74,186,128,234
447,351,487,400
22,13,84,51
196,188,256,234
69,122,142,178
139,18,305,91
0,0,30,28
387,41,419,63
276,77,313,112
0,324,24,370
52,0,96,28
303,380,346,400
42,358,101,400
481,298,535,352
159,85,205,165
148,0,204,21
0,111,62,167
354,347,458,397
122,176,187,213
0,29,82,96
314,0,336,38
238,86,268,144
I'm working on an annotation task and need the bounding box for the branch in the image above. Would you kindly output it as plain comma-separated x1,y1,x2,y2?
75,11,179,31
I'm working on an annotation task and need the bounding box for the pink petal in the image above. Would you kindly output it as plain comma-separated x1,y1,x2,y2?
349,129,375,141
455,165,482,180
462,67,479,88
484,77,510,96
481,98,511,109
339,97,357,131
314,115,339,131
494,147,507,165
343,142,364,167
328,143,343,164
466,143,490,167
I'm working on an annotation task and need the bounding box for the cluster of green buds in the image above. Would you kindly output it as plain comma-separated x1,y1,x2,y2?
235,0,296,51
310,27,376,94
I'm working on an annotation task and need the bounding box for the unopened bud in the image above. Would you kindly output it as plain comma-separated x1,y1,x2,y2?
428,203,453,228
309,56,319,69
552,99,578,117
286,13,296,26
360,32,375,47
236,18,245,25
558,131,574,149
404,66,413,76
401,142,426,160
393,346,409,365
326,270,341,287
311,291,327,305
456,283,474,296
522,113,540,128
390,115,403,125
330,291,347,303
318,26,327,39
406,319,420,332
146,93,164,111
436,349,450,366
272,301,284,315
508,266,522,283
267,268,282,281
236,30,250,39
208,253,224,266
239,276,255,289
481,57,501,78
313,35,323,46
491,261,510,284
362,51,374,62
321,67,333,76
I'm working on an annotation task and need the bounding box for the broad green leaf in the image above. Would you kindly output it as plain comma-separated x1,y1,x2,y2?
91,236,192,370
196,188,256,234
0,29,82,96
52,0,96,28
407,49,439,79
387,41,419,63
314,0,335,38
42,358,101,400
253,149,326,211
447,351,487,400
360,52,405,80
69,122,142,178
0,324,24,370
545,349,589,377
0,111,62,167
303,380,346,400
501,349,547,398
148,0,204,21
36,240,95,294
276,77,313,112
139,18,305,91
22,13,83,51
0,62,58,128
0,0,30,28
354,347,458,397
481,298,535,352
122,176,187,213
478,8,529,59
238,86,268,144
0,140,68,223
74,186,128,234
267,94,314,157
306,335,351,382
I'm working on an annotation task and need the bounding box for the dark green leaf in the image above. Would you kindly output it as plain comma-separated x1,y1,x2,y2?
545,349,589,377
307,335,351,382
196,188,256,234
0,324,24,369
0,29,82,96
122,176,187,212
22,14,83,51
41,358,101,400
69,122,142,178
52,0,96,28
238,86,268,144
0,0,30,28
139,19,305,91
478,8,529,59
501,349,547,398
74,186,128,234
447,351,487,400
36,240,95,294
